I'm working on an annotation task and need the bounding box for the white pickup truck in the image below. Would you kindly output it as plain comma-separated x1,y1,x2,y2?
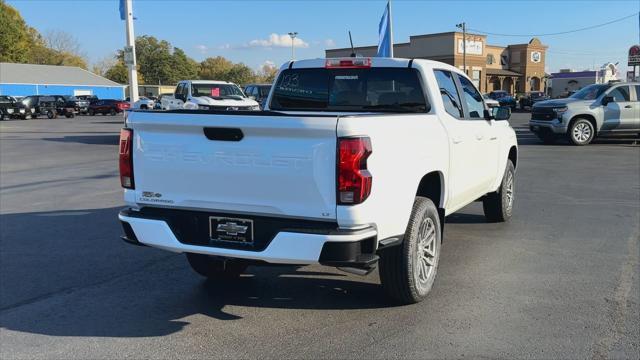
119,57,518,304
160,80,260,111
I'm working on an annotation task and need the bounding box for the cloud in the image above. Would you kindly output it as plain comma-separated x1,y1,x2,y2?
195,44,208,54
247,33,309,49
324,39,336,47
218,43,231,50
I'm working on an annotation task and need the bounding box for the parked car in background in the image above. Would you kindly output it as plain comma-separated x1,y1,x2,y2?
0,95,33,120
243,84,272,109
488,90,517,110
20,95,75,119
131,96,155,110
482,93,500,108
161,80,260,111
153,93,173,110
76,95,99,104
88,99,130,116
530,82,640,145
519,91,549,110
64,95,90,114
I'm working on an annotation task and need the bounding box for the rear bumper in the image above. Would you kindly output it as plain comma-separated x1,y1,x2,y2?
119,208,377,265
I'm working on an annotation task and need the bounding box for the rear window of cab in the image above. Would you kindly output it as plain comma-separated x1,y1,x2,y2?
270,68,429,113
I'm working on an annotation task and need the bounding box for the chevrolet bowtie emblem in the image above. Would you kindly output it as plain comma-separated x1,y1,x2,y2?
217,222,248,236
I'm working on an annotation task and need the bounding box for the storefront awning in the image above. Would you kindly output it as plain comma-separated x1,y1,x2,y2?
486,69,522,77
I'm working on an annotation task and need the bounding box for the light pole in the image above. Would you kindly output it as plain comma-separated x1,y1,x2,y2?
456,22,466,75
288,32,298,61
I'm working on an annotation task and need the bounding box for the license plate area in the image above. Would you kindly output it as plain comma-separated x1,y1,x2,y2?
209,216,254,244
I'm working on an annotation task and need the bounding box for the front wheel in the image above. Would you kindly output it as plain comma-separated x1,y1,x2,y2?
379,196,442,304
46,111,56,119
483,160,515,222
186,253,248,280
568,118,595,145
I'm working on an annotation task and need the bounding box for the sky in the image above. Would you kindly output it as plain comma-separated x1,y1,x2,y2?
7,0,640,75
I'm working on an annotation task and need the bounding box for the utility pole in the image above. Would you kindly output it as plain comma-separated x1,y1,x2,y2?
124,0,138,104
288,32,298,61
456,22,466,75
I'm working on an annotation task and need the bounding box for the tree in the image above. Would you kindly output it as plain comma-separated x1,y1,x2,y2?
0,0,35,63
257,62,278,83
92,54,118,77
198,56,260,85
0,1,88,68
198,56,234,80
104,61,129,84
131,35,198,85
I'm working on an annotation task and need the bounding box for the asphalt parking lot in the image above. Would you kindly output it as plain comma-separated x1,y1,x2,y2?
1,112,638,359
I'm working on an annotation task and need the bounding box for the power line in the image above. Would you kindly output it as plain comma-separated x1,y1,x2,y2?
467,12,638,37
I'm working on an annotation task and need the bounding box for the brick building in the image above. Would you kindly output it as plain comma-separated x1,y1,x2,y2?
326,32,548,94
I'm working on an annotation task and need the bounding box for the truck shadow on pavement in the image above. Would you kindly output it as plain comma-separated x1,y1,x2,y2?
42,134,120,145
0,207,394,338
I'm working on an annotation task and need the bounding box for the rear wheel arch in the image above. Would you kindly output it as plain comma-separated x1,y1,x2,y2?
508,146,518,169
415,171,444,209
415,171,446,233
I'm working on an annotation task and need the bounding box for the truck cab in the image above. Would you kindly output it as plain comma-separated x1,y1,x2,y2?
161,80,260,111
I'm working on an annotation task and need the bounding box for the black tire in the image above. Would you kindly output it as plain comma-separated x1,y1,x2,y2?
0,112,5,121
186,253,248,280
568,118,595,145
109,108,117,116
88,109,95,116
483,160,515,223
46,111,56,119
65,113,74,118
379,196,442,304
534,131,557,144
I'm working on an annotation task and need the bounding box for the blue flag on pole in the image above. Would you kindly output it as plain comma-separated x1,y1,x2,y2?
377,1,393,57
119,0,126,20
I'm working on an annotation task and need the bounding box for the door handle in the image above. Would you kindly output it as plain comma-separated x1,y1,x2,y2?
624,105,632,109
475,134,484,140
452,137,463,144
489,136,498,140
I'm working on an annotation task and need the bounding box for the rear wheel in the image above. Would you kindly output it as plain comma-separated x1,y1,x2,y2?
379,196,442,304
186,253,248,280
109,108,117,116
568,118,595,145
483,160,515,222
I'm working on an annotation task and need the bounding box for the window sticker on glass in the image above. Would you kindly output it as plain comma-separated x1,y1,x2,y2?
210,88,220,97
335,75,359,80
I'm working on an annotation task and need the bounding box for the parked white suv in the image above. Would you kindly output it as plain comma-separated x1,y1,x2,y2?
160,80,260,111
119,58,518,304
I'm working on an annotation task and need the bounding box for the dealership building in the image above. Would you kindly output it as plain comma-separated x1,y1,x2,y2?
0,63,125,99
326,31,548,94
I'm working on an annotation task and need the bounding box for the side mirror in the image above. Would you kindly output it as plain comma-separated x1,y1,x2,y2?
602,96,614,106
492,106,511,121
248,95,256,100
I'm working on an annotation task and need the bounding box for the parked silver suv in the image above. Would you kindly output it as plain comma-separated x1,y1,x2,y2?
530,82,640,145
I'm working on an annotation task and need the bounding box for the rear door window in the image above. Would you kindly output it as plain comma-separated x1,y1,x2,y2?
456,75,485,119
271,68,428,113
433,70,463,118
609,86,630,102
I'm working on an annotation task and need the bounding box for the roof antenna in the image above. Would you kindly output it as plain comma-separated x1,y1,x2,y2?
349,31,356,57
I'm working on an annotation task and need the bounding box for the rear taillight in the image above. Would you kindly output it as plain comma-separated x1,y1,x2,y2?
337,137,372,205
325,58,371,69
119,128,134,189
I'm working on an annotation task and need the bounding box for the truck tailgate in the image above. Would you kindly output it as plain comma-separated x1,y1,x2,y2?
128,112,338,220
